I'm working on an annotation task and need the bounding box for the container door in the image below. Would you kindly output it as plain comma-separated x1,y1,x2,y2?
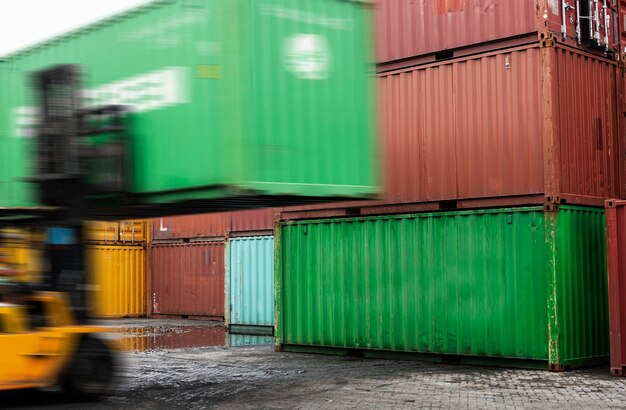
229,236,274,327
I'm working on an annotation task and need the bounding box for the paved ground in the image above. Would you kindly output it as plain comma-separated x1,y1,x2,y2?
3,320,626,409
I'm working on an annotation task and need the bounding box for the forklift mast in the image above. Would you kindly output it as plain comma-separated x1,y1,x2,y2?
27,65,133,320
31,64,131,211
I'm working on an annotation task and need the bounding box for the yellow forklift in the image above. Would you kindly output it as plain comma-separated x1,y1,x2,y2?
0,226,117,399
0,65,125,398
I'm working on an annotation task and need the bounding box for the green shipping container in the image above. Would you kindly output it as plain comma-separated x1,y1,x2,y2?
276,206,609,369
0,0,376,214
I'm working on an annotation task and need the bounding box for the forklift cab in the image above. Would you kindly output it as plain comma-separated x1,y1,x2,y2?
0,284,116,397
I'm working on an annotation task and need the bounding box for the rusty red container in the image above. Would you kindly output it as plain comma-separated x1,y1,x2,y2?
149,241,225,319
152,209,275,240
376,0,624,65
229,209,275,234
378,43,623,206
152,213,230,240
605,199,626,376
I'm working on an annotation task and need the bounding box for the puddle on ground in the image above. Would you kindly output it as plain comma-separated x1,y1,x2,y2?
116,326,226,351
112,325,275,351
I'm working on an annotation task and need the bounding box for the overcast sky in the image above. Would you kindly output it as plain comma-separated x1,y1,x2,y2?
0,0,152,56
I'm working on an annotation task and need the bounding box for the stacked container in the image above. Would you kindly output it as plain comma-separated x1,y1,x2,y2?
275,0,625,370
85,220,148,318
149,209,275,324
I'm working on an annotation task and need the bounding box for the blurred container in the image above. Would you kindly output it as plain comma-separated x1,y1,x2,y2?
87,245,147,318
277,206,609,369
150,241,225,319
377,0,624,65
0,0,377,215
226,236,274,335
86,220,148,244
604,199,626,376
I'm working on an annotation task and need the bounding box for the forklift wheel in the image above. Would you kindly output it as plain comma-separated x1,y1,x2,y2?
61,335,116,400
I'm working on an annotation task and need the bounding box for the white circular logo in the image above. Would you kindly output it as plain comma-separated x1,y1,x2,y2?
282,34,331,80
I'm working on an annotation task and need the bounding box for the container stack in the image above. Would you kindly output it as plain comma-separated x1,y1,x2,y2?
275,0,626,370
148,209,275,331
86,220,148,319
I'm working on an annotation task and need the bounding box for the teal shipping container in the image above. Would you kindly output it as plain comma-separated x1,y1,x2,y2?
226,236,274,335
0,0,377,216
228,334,274,347
276,206,609,370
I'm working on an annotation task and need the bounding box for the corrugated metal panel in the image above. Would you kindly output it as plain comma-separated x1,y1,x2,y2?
551,206,608,367
227,236,274,328
276,206,608,367
230,209,275,234
0,0,377,211
379,46,545,203
228,334,274,347
376,45,623,206
555,48,622,200
152,214,230,240
87,245,147,318
376,0,537,63
605,199,626,376
150,241,225,317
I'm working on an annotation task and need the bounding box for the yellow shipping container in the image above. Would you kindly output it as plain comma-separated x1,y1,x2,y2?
85,220,148,245
86,245,147,318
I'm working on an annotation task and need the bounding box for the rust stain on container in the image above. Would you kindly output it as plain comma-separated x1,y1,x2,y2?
377,44,623,206
605,199,626,376
434,0,466,14
150,241,225,318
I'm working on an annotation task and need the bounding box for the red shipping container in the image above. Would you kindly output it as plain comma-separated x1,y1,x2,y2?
229,209,275,234
378,43,623,206
152,209,275,240
605,199,626,376
152,213,230,240
376,0,624,65
149,241,225,319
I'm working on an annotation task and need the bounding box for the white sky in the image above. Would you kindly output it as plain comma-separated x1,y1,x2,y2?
0,0,152,57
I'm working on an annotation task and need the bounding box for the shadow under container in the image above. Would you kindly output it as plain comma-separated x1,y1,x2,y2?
276,205,609,370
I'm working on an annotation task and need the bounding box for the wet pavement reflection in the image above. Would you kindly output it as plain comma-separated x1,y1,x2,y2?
108,321,275,351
